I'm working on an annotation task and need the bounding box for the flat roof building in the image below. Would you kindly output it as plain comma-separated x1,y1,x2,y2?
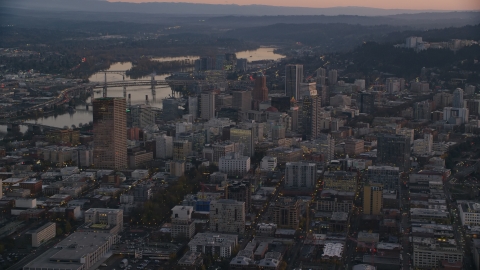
188,233,238,258
25,222,56,248
23,232,118,270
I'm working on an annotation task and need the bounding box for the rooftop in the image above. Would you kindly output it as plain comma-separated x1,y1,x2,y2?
26,222,55,234
178,251,203,266
322,242,343,258
23,232,116,270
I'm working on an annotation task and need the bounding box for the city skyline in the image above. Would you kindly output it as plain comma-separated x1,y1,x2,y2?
107,0,480,11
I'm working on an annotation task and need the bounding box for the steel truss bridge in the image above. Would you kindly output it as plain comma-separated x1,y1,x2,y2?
94,70,228,102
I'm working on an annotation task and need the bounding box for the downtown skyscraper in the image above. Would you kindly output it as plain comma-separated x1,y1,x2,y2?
253,73,268,103
93,97,127,169
285,64,303,99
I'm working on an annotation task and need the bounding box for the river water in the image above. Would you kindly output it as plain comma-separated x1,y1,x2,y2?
5,47,283,134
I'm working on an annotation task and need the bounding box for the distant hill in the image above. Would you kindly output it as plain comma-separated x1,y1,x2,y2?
1,0,473,16
221,23,480,52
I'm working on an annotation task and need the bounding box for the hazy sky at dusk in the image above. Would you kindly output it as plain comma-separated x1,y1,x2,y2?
108,0,480,10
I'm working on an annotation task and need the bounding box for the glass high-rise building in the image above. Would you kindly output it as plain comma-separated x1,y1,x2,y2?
285,64,303,99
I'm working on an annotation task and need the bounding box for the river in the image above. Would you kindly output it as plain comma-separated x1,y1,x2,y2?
3,47,284,135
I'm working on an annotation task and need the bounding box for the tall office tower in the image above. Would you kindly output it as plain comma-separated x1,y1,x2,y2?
376,134,411,170
453,88,464,108
201,92,216,120
210,199,245,234
226,181,252,213
316,67,326,79
285,64,303,99
272,197,300,229
156,134,173,159
230,128,254,157
253,73,268,103
163,98,181,121
328,69,337,86
358,92,375,114
171,206,196,240
287,106,299,131
300,96,313,137
316,84,329,106
310,95,323,139
433,92,453,109
363,184,383,215
93,98,127,170
413,100,431,120
285,162,317,189
232,91,252,112
188,96,199,119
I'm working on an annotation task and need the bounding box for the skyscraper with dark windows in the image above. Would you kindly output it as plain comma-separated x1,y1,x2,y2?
285,64,303,99
253,73,268,103
93,97,127,170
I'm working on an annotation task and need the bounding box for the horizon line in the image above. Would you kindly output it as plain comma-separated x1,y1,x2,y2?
106,0,480,11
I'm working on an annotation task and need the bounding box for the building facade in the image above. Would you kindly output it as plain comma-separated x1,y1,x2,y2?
272,197,300,229
219,153,251,177
363,184,383,215
376,134,411,170
210,199,246,234
367,166,400,191
285,64,303,99
93,98,127,170
171,206,196,240
285,162,317,189
26,222,56,248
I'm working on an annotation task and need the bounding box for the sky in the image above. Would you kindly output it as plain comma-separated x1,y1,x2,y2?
108,0,480,11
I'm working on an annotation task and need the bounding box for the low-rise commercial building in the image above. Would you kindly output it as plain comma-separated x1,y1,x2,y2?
458,201,480,226
188,233,238,258
413,238,463,268
23,232,118,270
25,222,56,247
323,171,357,192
